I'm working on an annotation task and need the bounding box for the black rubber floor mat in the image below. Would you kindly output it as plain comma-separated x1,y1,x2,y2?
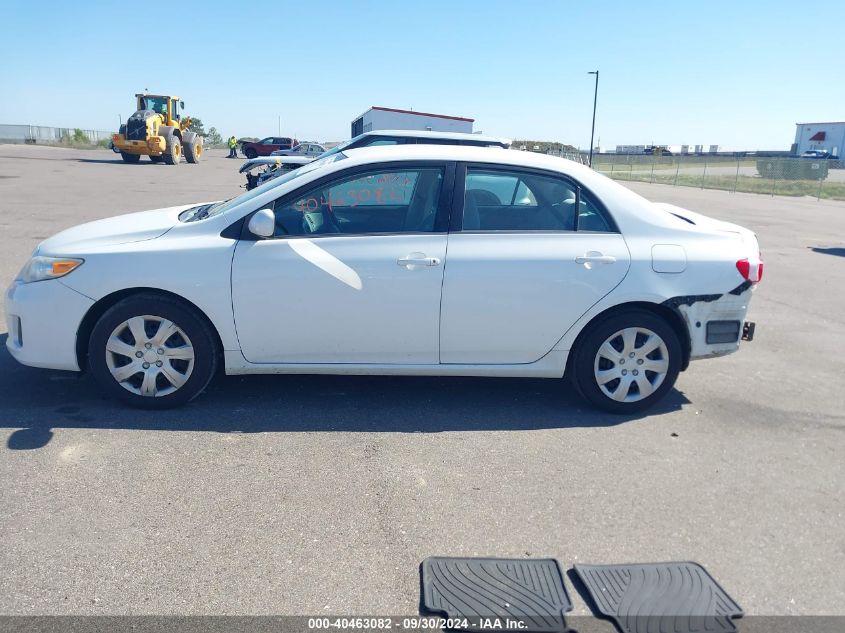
421,557,572,632
574,562,743,633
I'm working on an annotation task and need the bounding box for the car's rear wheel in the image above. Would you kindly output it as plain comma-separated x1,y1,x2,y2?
120,151,140,163
149,155,164,163
244,147,257,159
88,294,218,409
570,309,681,413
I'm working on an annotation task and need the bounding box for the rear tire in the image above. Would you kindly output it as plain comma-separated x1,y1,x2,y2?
149,155,164,163
184,137,202,163
569,309,681,414
88,294,218,409
163,134,181,165
120,151,140,163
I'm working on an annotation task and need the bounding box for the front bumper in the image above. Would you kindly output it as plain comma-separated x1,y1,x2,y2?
112,133,166,155
5,279,94,371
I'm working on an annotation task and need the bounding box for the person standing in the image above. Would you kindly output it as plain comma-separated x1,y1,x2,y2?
227,136,238,158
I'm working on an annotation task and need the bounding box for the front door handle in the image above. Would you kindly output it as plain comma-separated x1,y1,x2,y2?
398,252,441,268
575,252,617,265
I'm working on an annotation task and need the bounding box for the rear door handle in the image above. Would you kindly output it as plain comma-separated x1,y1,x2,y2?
398,253,441,268
575,252,617,265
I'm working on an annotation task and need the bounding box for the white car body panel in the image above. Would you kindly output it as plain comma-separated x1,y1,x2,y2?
5,145,761,382
440,232,630,363
231,235,447,364
37,207,242,352
5,279,94,371
222,350,569,377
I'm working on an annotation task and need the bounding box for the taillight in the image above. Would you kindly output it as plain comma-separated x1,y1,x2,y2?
736,255,763,283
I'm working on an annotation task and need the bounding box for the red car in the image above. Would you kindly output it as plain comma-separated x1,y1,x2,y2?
240,136,298,159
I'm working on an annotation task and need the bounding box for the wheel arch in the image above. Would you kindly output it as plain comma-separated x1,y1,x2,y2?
564,301,691,376
75,287,224,372
159,125,182,141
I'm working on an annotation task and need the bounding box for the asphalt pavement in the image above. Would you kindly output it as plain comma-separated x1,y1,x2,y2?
0,145,842,617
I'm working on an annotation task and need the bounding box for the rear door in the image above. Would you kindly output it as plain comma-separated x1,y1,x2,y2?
439,164,630,364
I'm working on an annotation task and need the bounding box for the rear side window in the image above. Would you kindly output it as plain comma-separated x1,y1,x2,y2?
462,168,613,232
358,136,408,148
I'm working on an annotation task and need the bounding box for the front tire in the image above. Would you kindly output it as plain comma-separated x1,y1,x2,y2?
120,151,141,163
244,147,257,159
570,309,681,413
88,294,218,409
163,134,182,165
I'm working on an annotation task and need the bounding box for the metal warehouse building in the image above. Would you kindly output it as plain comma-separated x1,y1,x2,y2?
351,106,474,137
794,121,844,157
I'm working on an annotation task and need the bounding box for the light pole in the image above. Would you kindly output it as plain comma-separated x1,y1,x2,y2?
588,70,599,167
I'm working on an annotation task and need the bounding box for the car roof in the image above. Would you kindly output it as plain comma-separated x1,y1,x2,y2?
358,129,511,146
342,143,585,174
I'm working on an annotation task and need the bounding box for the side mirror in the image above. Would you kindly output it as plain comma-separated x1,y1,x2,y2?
247,208,275,238
180,101,185,110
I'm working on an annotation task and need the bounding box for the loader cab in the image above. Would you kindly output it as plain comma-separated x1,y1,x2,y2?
135,94,181,124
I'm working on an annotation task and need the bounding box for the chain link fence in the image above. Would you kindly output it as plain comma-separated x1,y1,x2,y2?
591,154,845,201
0,124,114,145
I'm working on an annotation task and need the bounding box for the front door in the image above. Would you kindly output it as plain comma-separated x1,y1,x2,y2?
232,162,451,364
440,165,631,364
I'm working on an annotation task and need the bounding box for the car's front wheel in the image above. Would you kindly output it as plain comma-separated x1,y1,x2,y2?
88,294,218,409
244,147,257,159
570,309,681,413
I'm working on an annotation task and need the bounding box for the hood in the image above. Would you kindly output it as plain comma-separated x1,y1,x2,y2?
37,202,201,255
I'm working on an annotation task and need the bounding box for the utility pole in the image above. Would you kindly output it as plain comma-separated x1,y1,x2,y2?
278,115,281,136
588,70,599,167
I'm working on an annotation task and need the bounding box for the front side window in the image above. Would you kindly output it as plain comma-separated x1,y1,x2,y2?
261,138,274,145
271,166,444,237
462,168,612,232
141,96,167,113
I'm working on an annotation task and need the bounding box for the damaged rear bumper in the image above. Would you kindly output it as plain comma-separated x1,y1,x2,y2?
664,283,756,361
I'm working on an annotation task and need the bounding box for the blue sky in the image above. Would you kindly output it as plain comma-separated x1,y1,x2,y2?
2,0,843,150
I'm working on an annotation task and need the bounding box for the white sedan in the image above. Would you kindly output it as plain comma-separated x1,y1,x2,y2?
5,146,762,412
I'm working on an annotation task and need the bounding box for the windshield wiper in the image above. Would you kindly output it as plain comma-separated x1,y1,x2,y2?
181,199,235,222
193,205,212,221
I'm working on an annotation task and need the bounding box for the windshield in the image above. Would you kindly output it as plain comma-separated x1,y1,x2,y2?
180,152,348,222
140,96,168,114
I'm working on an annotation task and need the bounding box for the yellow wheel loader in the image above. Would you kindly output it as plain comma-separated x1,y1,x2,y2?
112,94,202,165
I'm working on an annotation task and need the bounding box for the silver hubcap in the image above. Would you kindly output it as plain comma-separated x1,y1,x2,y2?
594,327,669,403
105,315,194,397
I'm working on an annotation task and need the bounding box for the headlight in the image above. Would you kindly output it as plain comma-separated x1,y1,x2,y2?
17,256,84,283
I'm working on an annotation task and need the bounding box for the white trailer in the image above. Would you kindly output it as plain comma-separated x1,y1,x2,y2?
351,106,474,137
794,122,844,157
